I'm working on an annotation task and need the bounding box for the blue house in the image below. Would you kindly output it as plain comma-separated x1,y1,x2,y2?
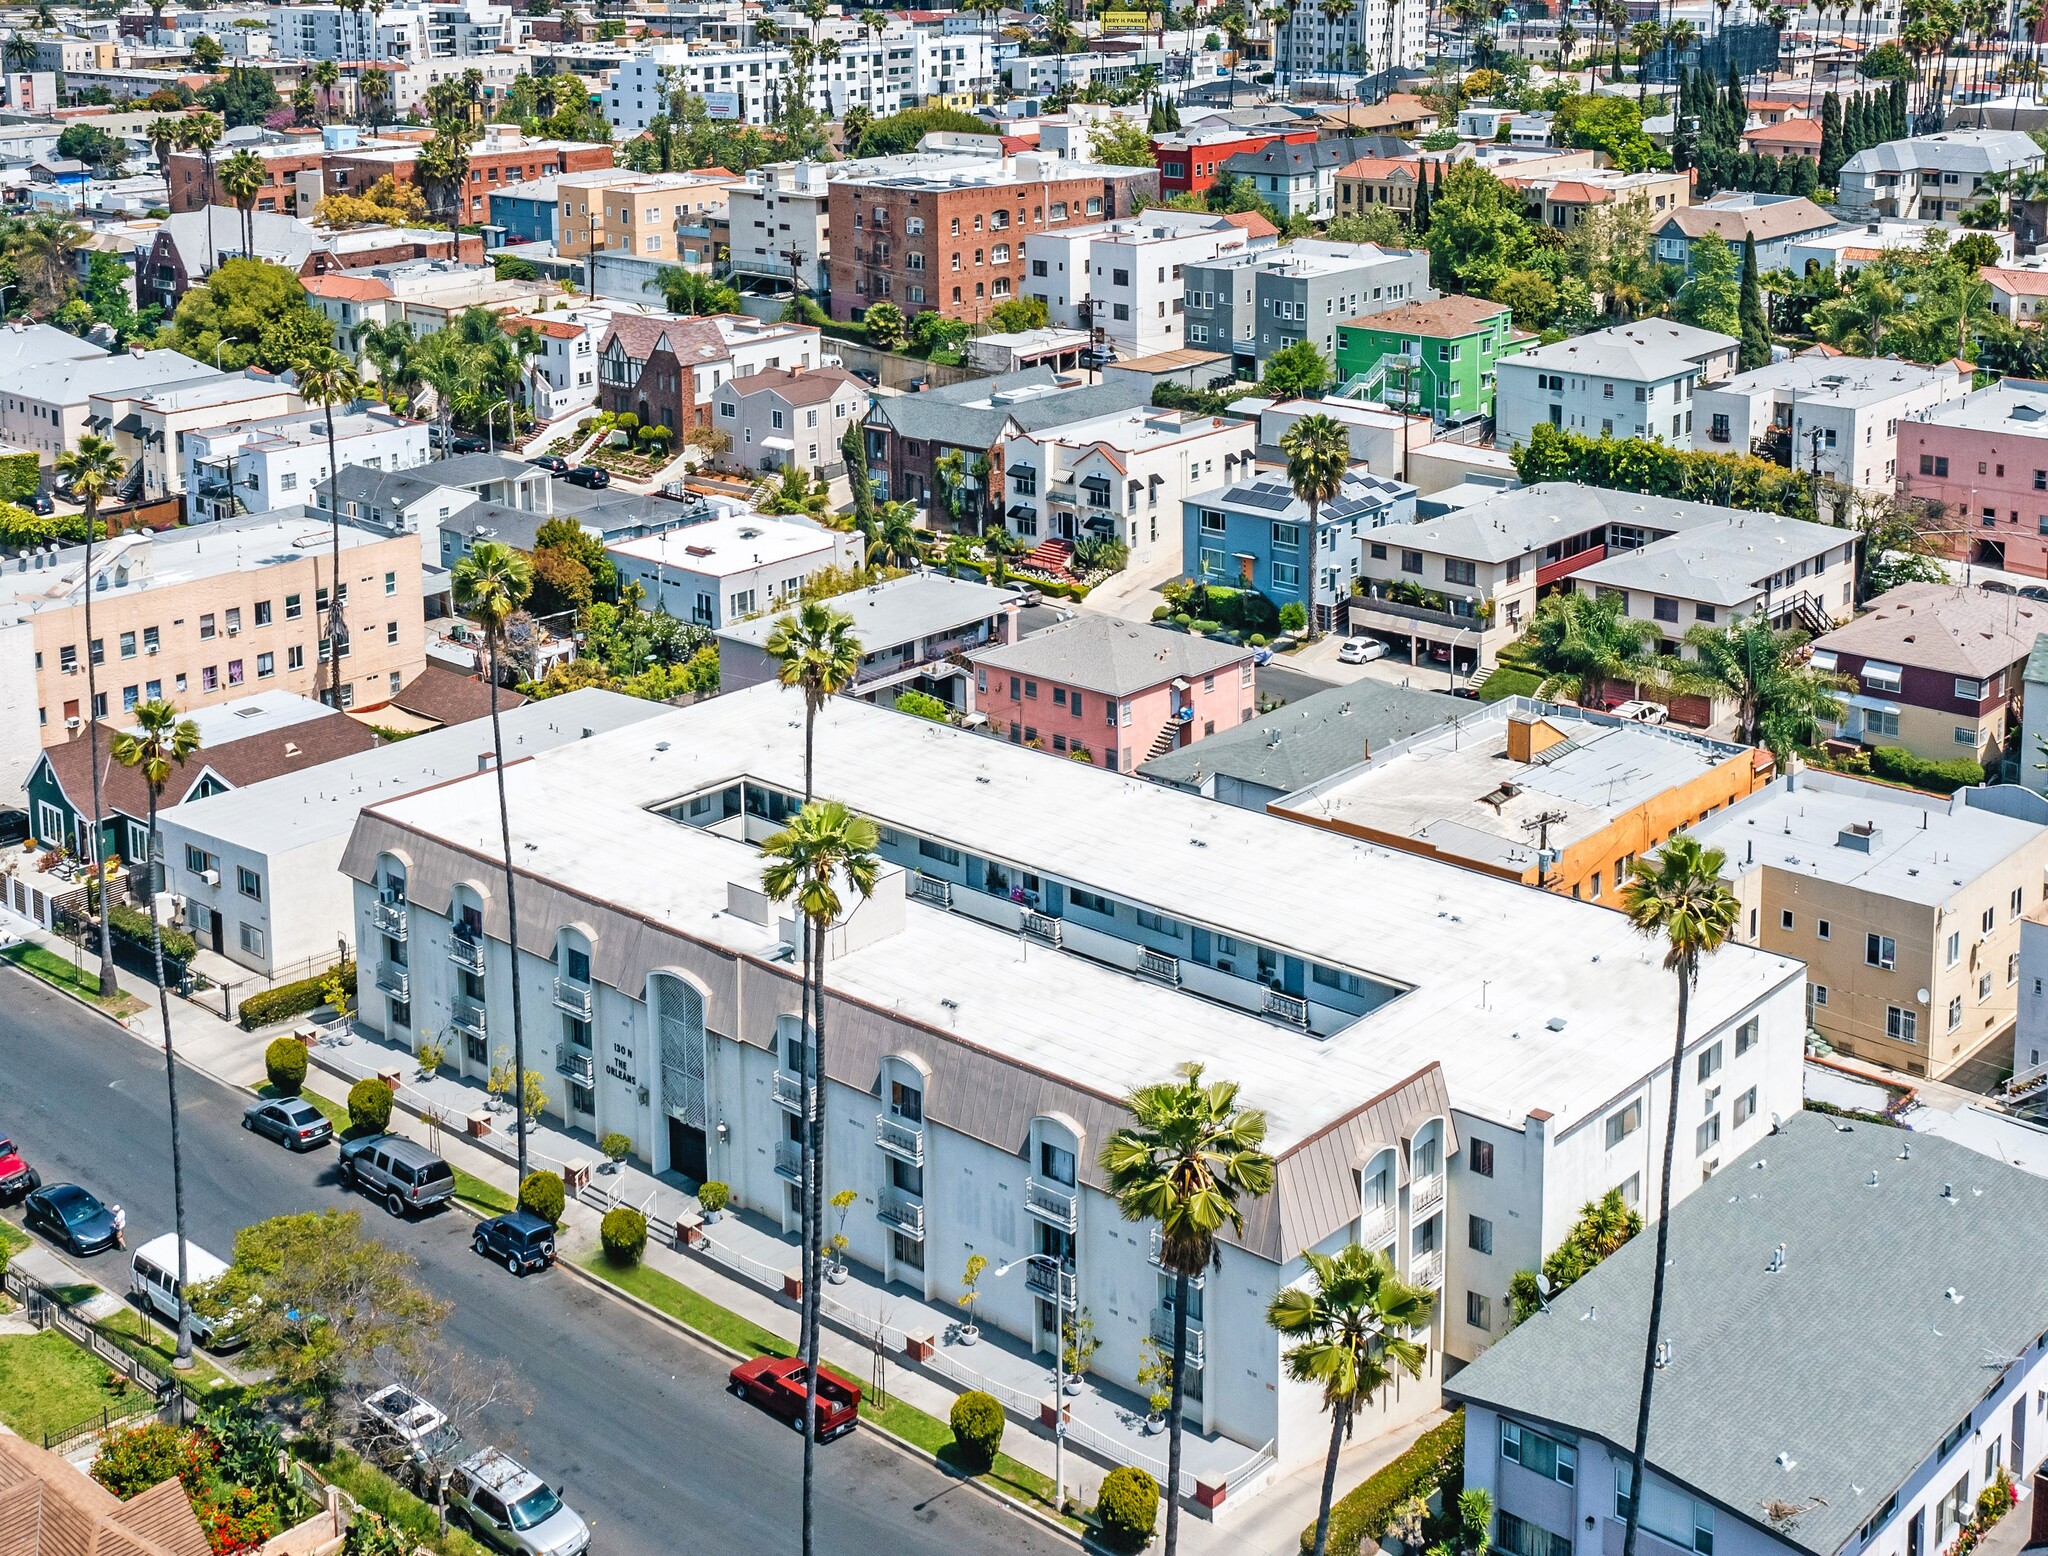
488,177,561,245
1184,469,1416,634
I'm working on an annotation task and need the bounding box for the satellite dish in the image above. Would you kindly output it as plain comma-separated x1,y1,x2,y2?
1917,988,1930,1004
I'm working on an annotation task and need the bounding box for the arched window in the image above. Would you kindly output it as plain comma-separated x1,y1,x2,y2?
1359,1146,1397,1249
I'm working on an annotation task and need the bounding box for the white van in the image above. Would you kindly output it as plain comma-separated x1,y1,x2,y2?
130,1235,242,1350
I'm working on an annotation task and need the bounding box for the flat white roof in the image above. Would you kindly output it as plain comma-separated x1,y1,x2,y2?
1700,354,1962,410
718,571,1012,651
606,514,843,578
161,690,335,748
355,684,1805,1140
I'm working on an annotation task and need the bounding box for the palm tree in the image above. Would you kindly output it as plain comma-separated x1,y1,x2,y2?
1616,837,1740,1556
1526,588,1661,703
294,352,362,709
763,600,863,801
110,701,201,1365
760,799,879,1556
177,113,223,273
58,433,127,1000
1268,1246,1434,1556
218,149,264,257
862,501,925,568
450,543,536,1180
354,317,416,401
1631,18,1663,97
1103,1064,1276,1556
1279,413,1349,644
313,58,341,122
145,115,184,182
1671,617,1848,761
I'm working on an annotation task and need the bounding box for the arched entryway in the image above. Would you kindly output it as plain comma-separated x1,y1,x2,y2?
652,973,708,1182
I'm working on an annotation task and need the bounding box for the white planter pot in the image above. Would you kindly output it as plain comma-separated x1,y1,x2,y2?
1062,1377,1084,1396
703,1207,724,1224
958,1324,980,1346
1144,1413,1166,1436
827,1264,849,1285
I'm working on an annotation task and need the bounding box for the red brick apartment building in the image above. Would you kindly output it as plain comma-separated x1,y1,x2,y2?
826,153,1157,323
1151,126,1318,198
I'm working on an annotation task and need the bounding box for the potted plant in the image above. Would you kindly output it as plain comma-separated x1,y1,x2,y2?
1136,1337,1172,1434
957,1253,986,1344
698,1181,730,1223
415,1031,447,1079
824,1188,856,1282
599,1132,633,1172
1061,1307,1099,1393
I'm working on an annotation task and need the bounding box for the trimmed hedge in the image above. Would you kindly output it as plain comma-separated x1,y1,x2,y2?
264,1037,307,1095
600,1206,647,1265
1095,1466,1160,1552
0,450,38,503
1308,1409,1464,1556
108,901,195,962
948,1390,1004,1472
238,962,354,1031
347,1078,393,1135
518,1170,566,1228
1869,744,1984,795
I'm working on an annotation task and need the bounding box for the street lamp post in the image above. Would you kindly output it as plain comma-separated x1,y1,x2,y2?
486,398,510,455
992,1251,1076,1510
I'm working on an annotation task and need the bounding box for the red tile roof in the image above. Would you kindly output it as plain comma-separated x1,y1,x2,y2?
303,274,394,301
1540,181,1614,204
504,314,586,338
1221,210,1279,238
1744,116,1823,143
1335,156,1421,180
1985,266,2048,296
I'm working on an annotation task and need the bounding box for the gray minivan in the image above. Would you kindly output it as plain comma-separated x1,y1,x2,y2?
336,1133,457,1218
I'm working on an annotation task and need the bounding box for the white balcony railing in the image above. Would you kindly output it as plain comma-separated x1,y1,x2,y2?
1149,1306,1206,1369
1411,1173,1444,1218
1024,1176,1078,1231
1263,988,1309,1026
553,976,594,1020
448,936,485,974
372,899,408,939
1148,1228,1206,1289
1412,1248,1444,1289
909,872,953,907
1021,910,1063,947
774,1139,803,1180
557,1049,595,1085
450,998,487,1040
1359,1202,1395,1249
875,1113,925,1165
375,961,410,1001
772,1070,808,1113
877,1189,925,1239
1138,948,1182,985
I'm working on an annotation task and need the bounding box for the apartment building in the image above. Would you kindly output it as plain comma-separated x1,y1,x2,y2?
595,313,824,439
1897,378,2048,576
1792,217,2012,275
1155,125,1320,200
1181,239,1435,379
1186,467,1416,633
604,514,863,629
1808,581,2043,766
0,511,426,792
1838,128,2044,221
1692,771,2048,1077
556,169,744,267
1332,294,1523,420
998,404,1258,573
1651,192,1837,275
137,207,479,313
0,346,219,467
266,0,526,60
1274,0,1425,82
1332,155,1424,223
1272,700,1771,902
338,683,1806,1462
1511,167,1690,232
603,38,932,134
1494,320,1741,451
710,365,867,478
826,154,1158,325
725,158,839,298
1022,209,1263,359
182,408,432,523
1220,137,1404,221
501,312,601,423
1694,354,1968,495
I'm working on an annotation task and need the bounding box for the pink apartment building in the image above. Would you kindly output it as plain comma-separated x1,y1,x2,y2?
966,615,1256,773
1898,380,2048,576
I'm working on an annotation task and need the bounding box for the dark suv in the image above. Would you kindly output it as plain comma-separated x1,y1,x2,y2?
473,1211,556,1275
337,1133,456,1218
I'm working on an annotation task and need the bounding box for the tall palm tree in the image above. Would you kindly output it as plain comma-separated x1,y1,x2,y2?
1102,1064,1276,1556
862,501,926,569
353,317,416,401
1268,1246,1434,1556
1672,617,1848,762
761,799,879,1556
763,600,862,801
110,701,201,1365
1631,18,1663,97
145,115,184,183
58,433,126,1000
218,149,264,258
294,351,362,710
1616,837,1740,1556
450,543,536,1181
1279,413,1350,644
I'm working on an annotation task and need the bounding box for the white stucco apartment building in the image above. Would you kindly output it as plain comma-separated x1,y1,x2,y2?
182,409,433,523
1494,321,1742,451
604,513,863,629
1023,209,1264,359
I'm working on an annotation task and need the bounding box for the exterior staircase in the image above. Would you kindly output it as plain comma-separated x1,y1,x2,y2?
1145,720,1181,762
1020,537,1075,578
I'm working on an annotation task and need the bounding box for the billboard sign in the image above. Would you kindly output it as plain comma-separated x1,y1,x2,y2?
704,91,741,120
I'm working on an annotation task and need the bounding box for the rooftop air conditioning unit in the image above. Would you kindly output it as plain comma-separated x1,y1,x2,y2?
198,868,220,887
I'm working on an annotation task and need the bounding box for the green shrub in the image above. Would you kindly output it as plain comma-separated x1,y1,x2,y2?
1310,1410,1464,1556
893,689,951,723
518,1170,565,1227
1151,604,1173,621
238,962,355,1030
948,1390,1005,1471
107,901,196,961
698,1181,730,1214
264,1037,307,1095
347,1078,393,1135
599,1131,632,1165
1248,634,1268,647
1095,1466,1160,1551
1868,744,1984,795
1277,601,1308,633
600,1205,647,1265
0,450,39,503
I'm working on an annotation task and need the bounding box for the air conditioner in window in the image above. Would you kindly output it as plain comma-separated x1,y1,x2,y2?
227,625,240,635
145,644,158,655
63,715,80,730
198,868,220,887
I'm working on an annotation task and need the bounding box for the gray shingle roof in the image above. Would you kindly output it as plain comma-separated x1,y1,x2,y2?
1140,681,1466,792
868,367,1134,452
1839,127,2043,177
1446,1111,2048,1556
1221,136,1389,177
1811,581,2048,678
719,571,1012,651
966,614,1250,696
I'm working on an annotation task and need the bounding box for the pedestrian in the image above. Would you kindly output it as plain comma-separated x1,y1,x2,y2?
111,1204,125,1250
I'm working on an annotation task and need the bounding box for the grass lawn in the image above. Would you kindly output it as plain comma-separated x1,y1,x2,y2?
92,1307,242,1399
3,943,144,1017
0,1219,29,1256
1477,665,1544,703
300,1448,487,1556
452,1169,515,1216
0,1329,138,1441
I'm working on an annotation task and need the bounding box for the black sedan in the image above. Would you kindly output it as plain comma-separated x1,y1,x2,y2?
242,1096,334,1151
530,454,571,475
565,465,610,489
24,1183,118,1255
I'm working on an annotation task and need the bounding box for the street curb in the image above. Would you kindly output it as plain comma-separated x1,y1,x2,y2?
1,947,149,1037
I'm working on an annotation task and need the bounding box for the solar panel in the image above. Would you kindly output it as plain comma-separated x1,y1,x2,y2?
1233,484,1296,512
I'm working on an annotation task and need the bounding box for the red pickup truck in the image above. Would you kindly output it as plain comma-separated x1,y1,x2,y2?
728,1356,862,1441
0,1136,39,1205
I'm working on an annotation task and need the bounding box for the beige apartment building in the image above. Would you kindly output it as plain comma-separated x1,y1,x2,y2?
88,371,308,500
556,170,743,264
0,512,426,795
1691,770,2048,1079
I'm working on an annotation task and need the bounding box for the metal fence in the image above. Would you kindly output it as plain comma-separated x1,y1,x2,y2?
1,1263,203,1444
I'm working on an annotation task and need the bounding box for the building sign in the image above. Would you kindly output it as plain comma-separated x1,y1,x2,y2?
704,92,741,120
1100,8,1151,25
607,1039,636,1086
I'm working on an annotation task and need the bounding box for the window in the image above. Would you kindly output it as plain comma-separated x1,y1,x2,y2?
1947,930,1963,967
1606,1100,1642,1147
238,922,265,956
285,593,302,620
287,645,305,671
1735,1017,1759,1056
1812,983,1829,1006
184,844,216,874
1817,918,1830,940
1734,1086,1756,1127
236,866,261,900
1468,1214,1492,1254
1696,1042,1722,1082
1949,994,1965,1032
1470,1138,1494,1177
1496,1515,1572,1556
1039,1139,1077,1186
1867,933,1896,969
1466,1290,1492,1331
1781,910,1794,931
1921,455,1950,477
1696,1113,1721,1154
1887,1006,1918,1044
200,613,216,640
1615,1464,1716,1554
1499,1420,1575,1485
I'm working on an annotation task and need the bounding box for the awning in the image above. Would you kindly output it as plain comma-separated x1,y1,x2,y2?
112,412,143,435
1007,504,1036,520
761,436,796,451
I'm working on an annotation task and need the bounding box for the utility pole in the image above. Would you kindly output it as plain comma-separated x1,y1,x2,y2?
1522,808,1570,886
1808,424,1827,526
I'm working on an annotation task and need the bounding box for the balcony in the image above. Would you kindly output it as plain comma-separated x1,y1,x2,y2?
1024,1176,1078,1231
909,873,953,908
375,961,410,1001
1138,948,1182,986
448,936,485,974
1148,1228,1206,1289
372,899,408,939
557,1049,595,1085
1535,543,1607,588
553,976,593,1020
774,1139,803,1181
1411,1173,1444,1218
1021,910,1062,947
1359,1202,1395,1249
1351,592,1484,635
1263,988,1309,1027
1411,1247,1444,1289
1149,1306,1206,1369
875,1112,925,1165
877,1188,925,1240
772,1070,809,1113
1025,1259,1072,1301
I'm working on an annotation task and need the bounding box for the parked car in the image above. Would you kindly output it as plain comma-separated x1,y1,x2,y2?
1002,583,1042,607
23,1183,117,1254
361,1384,458,1464
130,1234,246,1350
448,432,488,454
472,1210,556,1275
564,465,610,489
1610,699,1669,725
529,455,570,475
336,1133,456,1218
0,1135,40,1203
243,1096,333,1151
2021,585,2048,603
1983,579,2016,595
447,1449,590,1556
1337,637,1388,665
0,807,27,847
850,367,880,387
28,491,51,515
728,1356,862,1441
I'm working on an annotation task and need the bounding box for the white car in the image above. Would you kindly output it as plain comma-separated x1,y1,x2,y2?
361,1385,456,1463
1337,637,1388,665
1610,700,1669,725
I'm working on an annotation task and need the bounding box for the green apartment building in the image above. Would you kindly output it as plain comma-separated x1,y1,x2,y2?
1333,295,1526,421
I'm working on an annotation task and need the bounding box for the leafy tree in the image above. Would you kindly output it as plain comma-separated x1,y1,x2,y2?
1261,339,1330,400
1490,268,1560,327
1951,230,2002,269
1737,235,1770,370
534,516,615,595
1424,161,1534,294
190,31,224,68
528,546,594,617
56,123,122,174
160,257,331,372
1325,207,1409,245
1851,491,1947,599
852,105,989,157
657,267,740,316
988,294,1051,332
1555,93,1669,169
317,175,432,228
1673,232,1740,335
198,64,279,127
1089,119,1157,165
862,300,908,350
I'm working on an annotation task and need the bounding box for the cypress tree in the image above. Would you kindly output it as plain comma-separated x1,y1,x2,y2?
1673,64,1692,168
1850,93,1871,153
1819,91,1843,183
1890,77,1909,138
1791,154,1820,197
1412,162,1431,232
1738,233,1771,371
1776,154,1798,194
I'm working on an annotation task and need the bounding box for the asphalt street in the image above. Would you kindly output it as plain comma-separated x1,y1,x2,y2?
0,972,1071,1556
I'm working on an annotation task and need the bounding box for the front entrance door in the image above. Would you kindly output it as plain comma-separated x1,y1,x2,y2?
1051,509,1075,540
207,907,222,954
655,974,709,1183
667,1115,708,1182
